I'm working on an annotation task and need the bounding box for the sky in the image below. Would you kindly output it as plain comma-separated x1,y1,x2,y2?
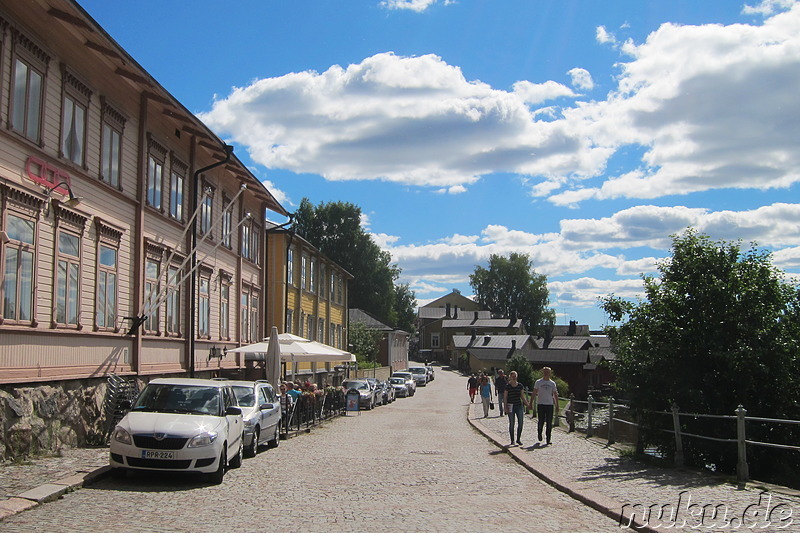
77,0,800,329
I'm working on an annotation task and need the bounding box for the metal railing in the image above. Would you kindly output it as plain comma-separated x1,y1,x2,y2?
561,394,800,483
281,390,346,437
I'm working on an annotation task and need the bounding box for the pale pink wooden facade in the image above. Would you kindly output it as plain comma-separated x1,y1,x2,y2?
0,0,287,384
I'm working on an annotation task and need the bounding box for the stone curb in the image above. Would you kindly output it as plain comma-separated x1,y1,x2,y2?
467,402,660,533
0,464,110,522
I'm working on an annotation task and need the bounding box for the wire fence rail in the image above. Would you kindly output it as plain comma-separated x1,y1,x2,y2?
560,394,800,483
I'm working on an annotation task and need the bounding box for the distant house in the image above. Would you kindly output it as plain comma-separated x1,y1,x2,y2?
453,329,616,398
349,308,409,373
416,290,485,362
443,314,525,367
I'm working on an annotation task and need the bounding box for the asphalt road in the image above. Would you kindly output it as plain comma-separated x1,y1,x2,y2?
1,366,623,532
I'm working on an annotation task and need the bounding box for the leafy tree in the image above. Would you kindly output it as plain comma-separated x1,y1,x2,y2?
506,353,536,391
601,229,800,481
294,198,415,327
469,253,555,334
349,321,382,370
393,283,417,334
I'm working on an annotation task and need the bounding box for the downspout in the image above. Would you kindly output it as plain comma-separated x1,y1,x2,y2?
189,144,233,377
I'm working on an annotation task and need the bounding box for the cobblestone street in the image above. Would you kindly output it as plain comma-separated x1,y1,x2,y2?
1,367,622,532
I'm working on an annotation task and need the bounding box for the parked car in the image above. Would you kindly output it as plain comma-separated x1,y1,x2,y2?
342,379,378,409
391,372,416,396
425,365,435,381
389,377,409,398
364,377,383,406
377,379,395,403
407,366,429,387
229,380,281,458
109,378,244,484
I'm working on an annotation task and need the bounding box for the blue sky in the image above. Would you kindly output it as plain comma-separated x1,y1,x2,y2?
77,0,800,329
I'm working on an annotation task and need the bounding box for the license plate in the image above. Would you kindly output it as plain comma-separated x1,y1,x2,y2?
142,450,175,460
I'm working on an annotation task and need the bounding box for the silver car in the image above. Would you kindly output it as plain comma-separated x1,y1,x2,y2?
407,366,429,387
389,376,409,398
229,380,281,458
391,372,416,396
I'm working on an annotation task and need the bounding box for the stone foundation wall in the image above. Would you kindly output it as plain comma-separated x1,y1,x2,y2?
0,377,140,459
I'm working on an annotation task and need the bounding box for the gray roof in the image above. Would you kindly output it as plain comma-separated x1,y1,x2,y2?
418,308,490,320
349,308,393,331
443,318,523,329
546,337,592,350
452,334,531,350
589,335,611,348
530,350,590,364
589,346,616,363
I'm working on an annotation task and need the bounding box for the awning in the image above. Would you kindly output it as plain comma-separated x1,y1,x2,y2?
228,332,355,364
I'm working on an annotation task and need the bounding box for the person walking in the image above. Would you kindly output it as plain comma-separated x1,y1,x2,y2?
479,375,493,418
504,371,530,446
467,374,478,403
494,369,508,416
534,367,559,445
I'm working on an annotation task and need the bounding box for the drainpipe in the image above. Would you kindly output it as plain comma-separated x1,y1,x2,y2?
188,145,233,377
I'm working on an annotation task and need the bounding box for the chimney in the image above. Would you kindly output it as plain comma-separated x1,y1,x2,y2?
472,311,479,324
511,339,517,350
453,306,458,319
446,303,451,318
471,328,477,341
568,320,577,336
483,336,491,346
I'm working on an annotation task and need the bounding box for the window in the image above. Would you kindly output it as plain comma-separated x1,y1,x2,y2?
301,255,307,290
147,155,163,209
2,213,36,322
431,333,441,348
144,258,160,333
220,275,230,340
287,248,294,286
319,265,326,299
11,57,44,143
250,223,260,265
61,95,86,166
199,185,214,236
241,222,250,260
169,161,186,222
285,309,293,334
198,273,210,338
55,231,81,326
310,257,316,293
307,315,314,340
96,244,117,330
221,195,232,248
330,272,336,302
250,292,259,342
337,273,343,304
318,319,325,343
240,291,249,342
165,265,180,335
100,100,125,188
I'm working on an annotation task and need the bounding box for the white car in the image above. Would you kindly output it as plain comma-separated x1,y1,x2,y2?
229,380,281,458
109,378,244,484
391,372,416,396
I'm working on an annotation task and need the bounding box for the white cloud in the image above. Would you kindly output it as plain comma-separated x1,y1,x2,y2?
512,80,575,105
596,25,616,44
743,0,796,16
549,277,645,309
380,0,440,12
567,68,594,91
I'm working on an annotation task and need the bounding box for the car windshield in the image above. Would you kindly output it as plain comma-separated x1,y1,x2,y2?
133,384,221,416
390,378,404,384
232,386,256,407
344,381,369,391
410,368,426,374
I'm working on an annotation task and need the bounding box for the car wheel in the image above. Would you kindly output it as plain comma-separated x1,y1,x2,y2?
245,428,259,458
230,439,243,469
208,450,226,485
267,425,280,448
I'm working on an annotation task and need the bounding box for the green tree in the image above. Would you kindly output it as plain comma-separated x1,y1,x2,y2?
506,353,536,391
469,253,555,334
294,198,413,327
393,282,417,334
349,321,382,370
601,229,800,481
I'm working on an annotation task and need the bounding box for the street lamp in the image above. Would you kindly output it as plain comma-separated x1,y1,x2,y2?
43,180,82,215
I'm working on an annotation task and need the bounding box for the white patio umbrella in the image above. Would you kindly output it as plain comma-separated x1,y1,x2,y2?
265,326,281,386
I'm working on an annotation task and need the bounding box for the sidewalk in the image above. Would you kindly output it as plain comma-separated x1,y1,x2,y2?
468,401,800,532
0,446,108,520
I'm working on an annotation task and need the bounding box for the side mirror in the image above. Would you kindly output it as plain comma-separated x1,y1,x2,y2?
259,403,274,410
225,406,242,416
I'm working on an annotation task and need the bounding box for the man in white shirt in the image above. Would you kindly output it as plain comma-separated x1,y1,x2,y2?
533,366,558,445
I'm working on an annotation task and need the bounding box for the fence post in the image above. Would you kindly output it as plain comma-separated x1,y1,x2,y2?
736,404,749,485
587,394,594,438
607,397,615,445
566,394,575,433
672,403,684,467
